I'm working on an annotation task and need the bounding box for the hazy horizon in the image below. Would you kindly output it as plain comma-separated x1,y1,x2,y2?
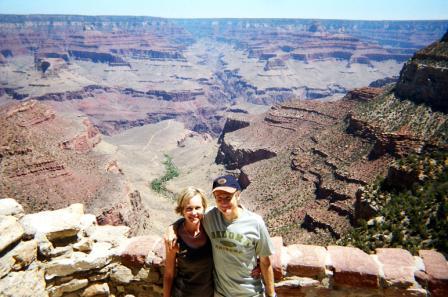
1,0,447,21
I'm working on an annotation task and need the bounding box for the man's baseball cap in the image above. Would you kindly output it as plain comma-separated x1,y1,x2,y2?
212,175,242,193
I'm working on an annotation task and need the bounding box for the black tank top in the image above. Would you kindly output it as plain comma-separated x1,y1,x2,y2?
172,220,214,297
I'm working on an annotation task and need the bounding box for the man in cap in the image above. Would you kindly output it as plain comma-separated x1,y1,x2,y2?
202,175,276,297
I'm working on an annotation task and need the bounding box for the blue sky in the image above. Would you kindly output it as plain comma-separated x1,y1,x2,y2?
0,0,447,20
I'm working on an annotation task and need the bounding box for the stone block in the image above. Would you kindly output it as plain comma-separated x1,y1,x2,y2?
0,268,47,297
0,198,24,218
0,215,24,253
20,203,84,241
419,250,448,297
10,239,38,270
73,237,93,252
48,278,88,297
110,263,134,284
327,245,380,288
384,287,427,297
275,276,320,297
45,242,114,279
120,235,161,267
81,283,110,297
271,236,284,281
414,270,429,288
286,244,327,278
0,239,37,278
85,225,130,247
0,253,14,279
78,214,97,233
376,248,416,288
35,233,54,257
49,245,74,258
145,236,165,267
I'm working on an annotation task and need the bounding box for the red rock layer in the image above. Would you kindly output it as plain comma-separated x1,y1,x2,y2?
0,100,131,222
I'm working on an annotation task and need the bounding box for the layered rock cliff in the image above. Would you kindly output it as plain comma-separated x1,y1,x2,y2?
215,33,448,245
1,15,446,108
0,15,190,64
0,100,151,235
395,31,448,113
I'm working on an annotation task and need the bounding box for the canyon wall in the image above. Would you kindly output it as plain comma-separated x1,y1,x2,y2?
213,33,448,246
1,15,446,108
1,199,447,297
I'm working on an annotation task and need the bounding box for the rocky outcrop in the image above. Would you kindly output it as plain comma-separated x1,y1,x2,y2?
218,116,251,143
0,87,29,100
214,70,296,105
119,49,186,61
304,84,347,100
146,89,204,102
0,100,152,238
60,119,101,153
264,58,287,71
216,139,277,170
5,100,55,127
69,50,127,64
345,87,383,102
96,191,151,237
0,199,165,297
1,199,447,297
395,34,448,113
118,88,204,102
214,99,374,243
368,76,399,88
32,85,112,102
346,113,448,159
217,68,448,245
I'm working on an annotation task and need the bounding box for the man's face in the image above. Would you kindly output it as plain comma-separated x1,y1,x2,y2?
213,190,239,215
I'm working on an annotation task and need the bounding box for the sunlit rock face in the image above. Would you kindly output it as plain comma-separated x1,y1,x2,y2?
395,32,448,113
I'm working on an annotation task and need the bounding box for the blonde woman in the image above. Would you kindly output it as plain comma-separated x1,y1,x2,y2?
163,186,213,297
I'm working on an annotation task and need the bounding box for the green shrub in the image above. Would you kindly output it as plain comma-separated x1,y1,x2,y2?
339,151,448,254
150,154,179,195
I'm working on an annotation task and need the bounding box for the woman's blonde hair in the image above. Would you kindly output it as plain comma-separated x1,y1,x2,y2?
175,186,208,215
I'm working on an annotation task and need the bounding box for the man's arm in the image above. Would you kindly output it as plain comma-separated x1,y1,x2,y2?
260,255,275,297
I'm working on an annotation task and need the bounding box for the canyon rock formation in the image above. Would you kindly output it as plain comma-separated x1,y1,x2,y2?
0,100,151,236
0,15,447,244
216,34,448,245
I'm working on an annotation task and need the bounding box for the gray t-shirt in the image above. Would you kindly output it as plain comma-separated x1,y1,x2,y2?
202,207,274,297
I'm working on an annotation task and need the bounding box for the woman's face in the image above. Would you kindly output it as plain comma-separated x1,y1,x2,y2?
182,194,204,224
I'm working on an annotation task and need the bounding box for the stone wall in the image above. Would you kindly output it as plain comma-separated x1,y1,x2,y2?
1,199,447,297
